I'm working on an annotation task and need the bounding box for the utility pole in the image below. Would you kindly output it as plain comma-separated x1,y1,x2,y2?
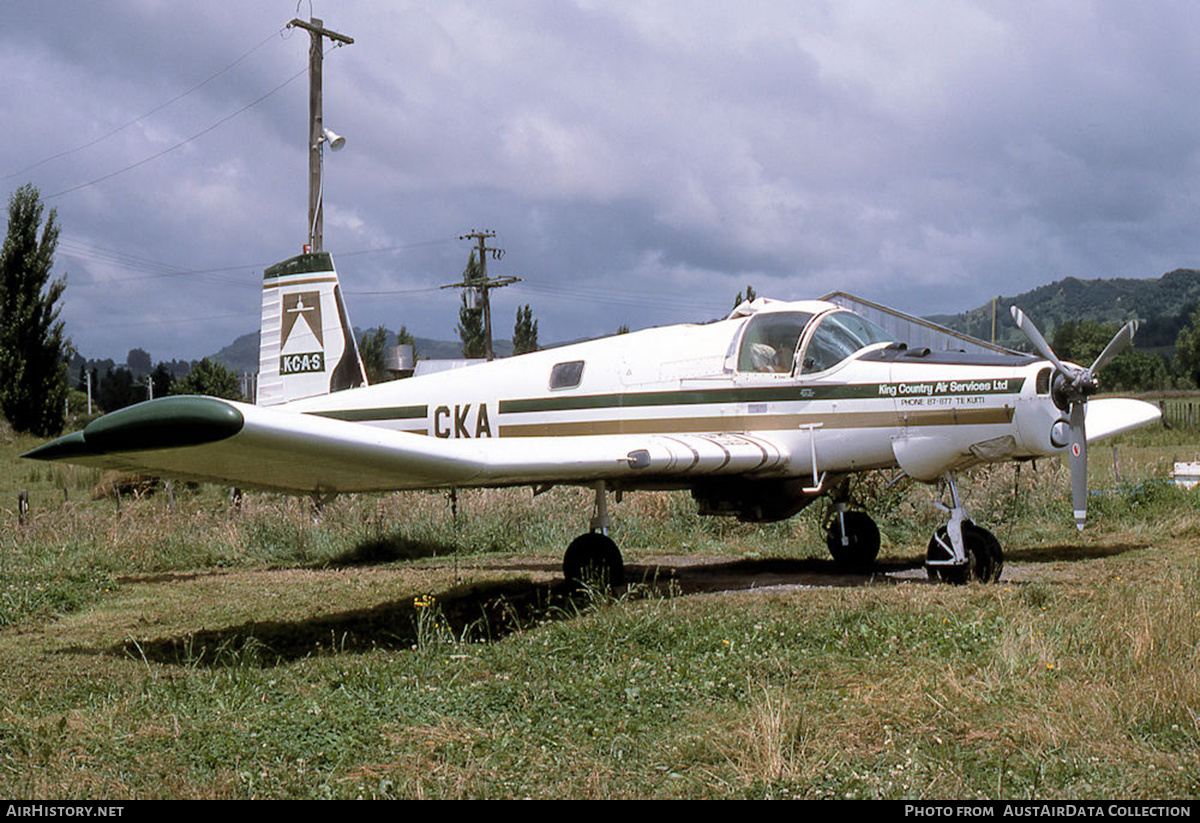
288,17,353,253
441,230,521,361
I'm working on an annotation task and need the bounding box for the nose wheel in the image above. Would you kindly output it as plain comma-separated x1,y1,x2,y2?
926,521,1003,583
924,473,1003,583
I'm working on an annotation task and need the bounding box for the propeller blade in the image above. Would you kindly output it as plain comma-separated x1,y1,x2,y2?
1088,319,1139,377
1069,402,1088,531
1010,306,1071,377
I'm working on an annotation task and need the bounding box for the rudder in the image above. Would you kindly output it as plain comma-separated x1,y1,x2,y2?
256,251,367,406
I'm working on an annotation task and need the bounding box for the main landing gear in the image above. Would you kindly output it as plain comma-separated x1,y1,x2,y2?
924,473,1003,584
825,502,881,571
821,474,1003,584
560,476,1002,588
563,482,626,588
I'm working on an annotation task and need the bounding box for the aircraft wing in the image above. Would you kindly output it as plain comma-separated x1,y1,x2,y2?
23,396,793,493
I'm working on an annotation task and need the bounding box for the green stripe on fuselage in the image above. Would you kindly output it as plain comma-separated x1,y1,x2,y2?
500,385,869,414
300,377,1026,427
500,378,1025,415
306,405,428,422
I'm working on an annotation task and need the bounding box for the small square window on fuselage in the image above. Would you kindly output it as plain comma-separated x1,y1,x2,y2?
550,360,584,390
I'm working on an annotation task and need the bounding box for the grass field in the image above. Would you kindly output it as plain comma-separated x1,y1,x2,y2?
0,416,1198,799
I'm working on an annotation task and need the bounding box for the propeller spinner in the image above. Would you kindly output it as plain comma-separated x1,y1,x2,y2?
1010,307,1139,530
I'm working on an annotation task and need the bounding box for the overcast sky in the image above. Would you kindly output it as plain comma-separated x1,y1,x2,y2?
5,1,1200,363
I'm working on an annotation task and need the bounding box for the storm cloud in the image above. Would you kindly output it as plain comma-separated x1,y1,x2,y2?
4,1,1199,360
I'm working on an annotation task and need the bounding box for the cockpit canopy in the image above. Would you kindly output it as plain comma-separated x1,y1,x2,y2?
737,311,814,373
736,308,892,376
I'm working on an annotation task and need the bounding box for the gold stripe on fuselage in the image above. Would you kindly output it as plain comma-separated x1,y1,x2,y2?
497,406,1014,437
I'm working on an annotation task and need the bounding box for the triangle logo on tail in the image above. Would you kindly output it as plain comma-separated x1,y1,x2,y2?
282,291,324,347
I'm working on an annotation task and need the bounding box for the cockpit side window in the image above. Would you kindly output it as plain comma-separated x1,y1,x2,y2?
736,312,814,373
549,360,585,390
800,312,893,374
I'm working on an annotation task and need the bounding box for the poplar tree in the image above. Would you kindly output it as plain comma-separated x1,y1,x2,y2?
357,327,390,383
732,284,757,309
0,184,69,436
456,250,486,358
397,325,416,355
513,304,539,354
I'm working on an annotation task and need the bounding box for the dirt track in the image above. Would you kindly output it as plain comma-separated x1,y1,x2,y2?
420,548,1098,597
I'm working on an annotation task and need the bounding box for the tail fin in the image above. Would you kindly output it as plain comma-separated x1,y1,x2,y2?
256,251,367,407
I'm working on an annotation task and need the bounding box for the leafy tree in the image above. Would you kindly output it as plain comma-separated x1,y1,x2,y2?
513,304,539,355
0,184,70,436
98,366,138,412
1051,320,1078,360
1175,306,1200,384
150,362,175,399
358,327,391,383
456,251,486,358
1101,348,1168,393
126,347,152,377
171,357,243,400
156,358,193,380
1055,318,1167,392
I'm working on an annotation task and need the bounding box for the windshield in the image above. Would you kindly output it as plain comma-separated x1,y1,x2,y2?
800,311,892,374
736,311,815,373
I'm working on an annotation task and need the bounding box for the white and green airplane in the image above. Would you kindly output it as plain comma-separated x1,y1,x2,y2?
26,251,1161,585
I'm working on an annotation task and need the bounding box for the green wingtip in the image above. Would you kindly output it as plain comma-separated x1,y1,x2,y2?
22,430,93,461
22,396,245,460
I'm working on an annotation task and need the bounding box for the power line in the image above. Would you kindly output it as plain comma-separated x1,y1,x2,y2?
57,238,262,289
345,286,444,297
46,60,313,200
67,310,259,331
56,234,459,285
336,237,458,258
514,279,725,314
56,233,729,326
4,27,289,182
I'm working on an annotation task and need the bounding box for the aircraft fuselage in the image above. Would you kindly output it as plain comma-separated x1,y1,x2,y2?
284,301,1060,490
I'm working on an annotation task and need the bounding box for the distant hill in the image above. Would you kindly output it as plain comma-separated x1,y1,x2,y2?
210,332,259,374
210,329,514,374
926,269,1200,355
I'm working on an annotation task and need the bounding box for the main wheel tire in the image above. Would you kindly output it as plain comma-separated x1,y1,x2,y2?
563,532,626,589
826,510,881,570
925,522,1003,584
